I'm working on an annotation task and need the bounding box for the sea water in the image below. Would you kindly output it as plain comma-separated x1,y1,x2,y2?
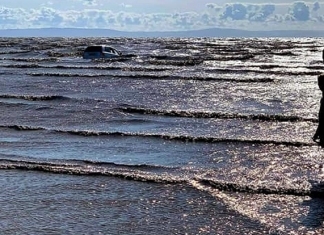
0,37,324,234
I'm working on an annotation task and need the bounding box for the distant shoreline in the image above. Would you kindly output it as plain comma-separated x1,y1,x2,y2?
1,28,324,38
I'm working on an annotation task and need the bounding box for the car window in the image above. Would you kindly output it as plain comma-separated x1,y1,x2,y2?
104,47,113,53
85,46,102,52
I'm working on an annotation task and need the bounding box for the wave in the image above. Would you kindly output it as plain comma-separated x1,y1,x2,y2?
0,158,323,197
27,72,275,82
0,157,175,171
1,57,59,62
195,178,312,197
205,67,322,76
28,72,122,78
2,125,46,131
3,63,41,68
0,158,183,184
0,94,69,101
61,130,313,147
4,64,173,72
0,124,313,147
195,177,324,198
0,50,31,54
148,57,204,66
27,67,322,78
149,54,255,63
79,159,177,170
118,106,317,123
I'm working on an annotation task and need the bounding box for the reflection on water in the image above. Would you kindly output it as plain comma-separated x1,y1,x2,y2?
0,37,324,234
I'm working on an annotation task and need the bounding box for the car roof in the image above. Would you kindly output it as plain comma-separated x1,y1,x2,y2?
85,45,116,48
84,45,117,51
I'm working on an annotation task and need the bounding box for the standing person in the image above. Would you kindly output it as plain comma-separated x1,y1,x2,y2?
313,51,324,147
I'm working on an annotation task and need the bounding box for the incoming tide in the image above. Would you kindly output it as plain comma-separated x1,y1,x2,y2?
0,37,324,234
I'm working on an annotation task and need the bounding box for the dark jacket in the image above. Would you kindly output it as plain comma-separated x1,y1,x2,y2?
313,74,324,147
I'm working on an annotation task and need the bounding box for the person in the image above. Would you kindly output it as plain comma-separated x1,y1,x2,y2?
313,74,324,147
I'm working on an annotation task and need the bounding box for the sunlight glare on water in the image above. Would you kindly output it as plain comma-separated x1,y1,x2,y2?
0,37,323,234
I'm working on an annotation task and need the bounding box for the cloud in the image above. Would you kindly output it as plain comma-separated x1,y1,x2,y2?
0,7,28,27
313,2,320,12
248,4,276,21
0,2,323,31
291,1,310,21
83,0,97,6
120,3,132,9
31,7,64,26
213,2,321,24
217,3,277,22
220,3,248,20
206,3,222,12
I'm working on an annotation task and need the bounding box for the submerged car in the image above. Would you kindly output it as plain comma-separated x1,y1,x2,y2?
83,45,121,59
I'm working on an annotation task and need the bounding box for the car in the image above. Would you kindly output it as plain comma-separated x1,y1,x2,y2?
82,45,121,59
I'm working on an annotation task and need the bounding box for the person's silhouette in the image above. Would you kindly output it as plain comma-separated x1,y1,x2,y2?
313,51,324,147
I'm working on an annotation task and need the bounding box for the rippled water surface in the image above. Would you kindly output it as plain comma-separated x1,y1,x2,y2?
1,37,324,234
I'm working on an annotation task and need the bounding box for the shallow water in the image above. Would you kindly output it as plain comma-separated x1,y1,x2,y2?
0,37,324,234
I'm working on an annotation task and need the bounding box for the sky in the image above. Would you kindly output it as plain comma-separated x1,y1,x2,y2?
0,1,323,31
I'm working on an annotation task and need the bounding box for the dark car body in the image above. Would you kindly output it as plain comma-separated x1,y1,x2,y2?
83,45,121,59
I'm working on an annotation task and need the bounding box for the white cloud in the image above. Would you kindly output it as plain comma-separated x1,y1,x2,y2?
83,0,97,6
120,3,132,9
0,2,323,31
